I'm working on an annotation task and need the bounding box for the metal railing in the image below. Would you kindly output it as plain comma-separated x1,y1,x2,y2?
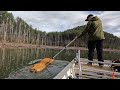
53,60,76,79
53,50,81,79
53,50,120,79
74,50,120,79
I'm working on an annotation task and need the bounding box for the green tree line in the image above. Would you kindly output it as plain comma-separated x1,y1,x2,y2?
0,11,120,49
0,11,46,46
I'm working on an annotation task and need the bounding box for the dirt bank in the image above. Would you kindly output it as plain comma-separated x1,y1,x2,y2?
0,42,120,52
0,42,41,48
42,46,120,52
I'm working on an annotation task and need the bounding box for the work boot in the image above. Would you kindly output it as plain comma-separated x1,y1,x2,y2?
87,62,92,66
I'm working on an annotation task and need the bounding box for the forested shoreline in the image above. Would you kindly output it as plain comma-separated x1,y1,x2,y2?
0,11,120,49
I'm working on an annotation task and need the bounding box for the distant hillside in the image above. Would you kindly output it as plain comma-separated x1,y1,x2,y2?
47,25,120,49
65,26,120,49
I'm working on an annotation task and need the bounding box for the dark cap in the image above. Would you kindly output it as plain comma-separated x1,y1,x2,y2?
85,14,93,21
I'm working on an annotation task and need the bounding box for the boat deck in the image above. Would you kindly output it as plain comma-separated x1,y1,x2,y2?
74,58,120,79
6,58,120,79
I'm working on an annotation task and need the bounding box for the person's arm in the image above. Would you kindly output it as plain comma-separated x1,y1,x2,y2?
77,22,92,38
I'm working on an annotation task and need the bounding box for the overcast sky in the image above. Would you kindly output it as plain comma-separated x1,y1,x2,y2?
8,11,120,37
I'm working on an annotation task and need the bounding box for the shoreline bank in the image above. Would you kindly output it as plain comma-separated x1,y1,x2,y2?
0,42,120,52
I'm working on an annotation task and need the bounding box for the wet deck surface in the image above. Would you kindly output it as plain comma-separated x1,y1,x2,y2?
6,60,69,79
75,63,112,71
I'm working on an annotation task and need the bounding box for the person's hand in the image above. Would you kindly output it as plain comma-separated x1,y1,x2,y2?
77,35,81,39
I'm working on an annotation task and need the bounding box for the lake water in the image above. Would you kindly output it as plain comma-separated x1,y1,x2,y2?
0,48,120,79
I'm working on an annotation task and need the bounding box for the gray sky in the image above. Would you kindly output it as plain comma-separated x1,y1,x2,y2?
8,11,120,37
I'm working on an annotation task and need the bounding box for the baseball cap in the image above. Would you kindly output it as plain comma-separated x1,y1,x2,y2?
85,14,94,21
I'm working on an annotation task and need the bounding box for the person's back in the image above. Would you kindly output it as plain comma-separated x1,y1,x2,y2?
87,16,105,41
78,14,105,67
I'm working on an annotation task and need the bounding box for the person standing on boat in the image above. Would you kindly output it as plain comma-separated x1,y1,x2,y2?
77,14,105,68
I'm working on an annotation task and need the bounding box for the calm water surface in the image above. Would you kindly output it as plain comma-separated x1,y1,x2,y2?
0,48,119,78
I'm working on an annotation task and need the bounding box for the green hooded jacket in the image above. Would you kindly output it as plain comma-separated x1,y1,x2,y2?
79,16,105,41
